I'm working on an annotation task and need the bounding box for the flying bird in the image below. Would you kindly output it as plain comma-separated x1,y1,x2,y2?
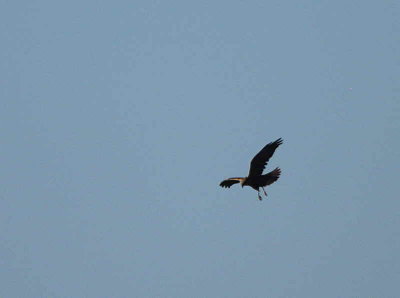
219,138,283,201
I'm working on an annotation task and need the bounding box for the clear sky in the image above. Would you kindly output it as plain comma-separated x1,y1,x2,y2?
1,1,399,297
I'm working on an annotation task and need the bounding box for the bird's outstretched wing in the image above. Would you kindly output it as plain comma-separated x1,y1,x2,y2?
219,178,245,188
248,138,283,177
261,167,281,186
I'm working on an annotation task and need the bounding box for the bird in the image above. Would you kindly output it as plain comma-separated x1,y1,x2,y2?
219,138,283,201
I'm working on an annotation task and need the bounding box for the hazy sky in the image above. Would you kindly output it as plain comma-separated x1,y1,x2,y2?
1,1,399,297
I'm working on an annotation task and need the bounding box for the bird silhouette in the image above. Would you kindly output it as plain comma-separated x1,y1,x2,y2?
219,138,283,201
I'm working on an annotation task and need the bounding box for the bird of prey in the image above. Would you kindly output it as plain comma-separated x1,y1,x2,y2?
219,138,283,201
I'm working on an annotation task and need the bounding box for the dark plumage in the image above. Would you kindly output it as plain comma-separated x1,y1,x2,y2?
219,138,283,201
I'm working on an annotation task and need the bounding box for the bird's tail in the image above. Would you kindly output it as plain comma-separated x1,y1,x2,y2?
261,167,281,186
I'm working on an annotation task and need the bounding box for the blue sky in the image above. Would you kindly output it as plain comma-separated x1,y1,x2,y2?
1,1,399,297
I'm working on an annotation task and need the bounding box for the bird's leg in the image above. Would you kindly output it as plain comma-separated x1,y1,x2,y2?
258,189,262,201
262,187,268,197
